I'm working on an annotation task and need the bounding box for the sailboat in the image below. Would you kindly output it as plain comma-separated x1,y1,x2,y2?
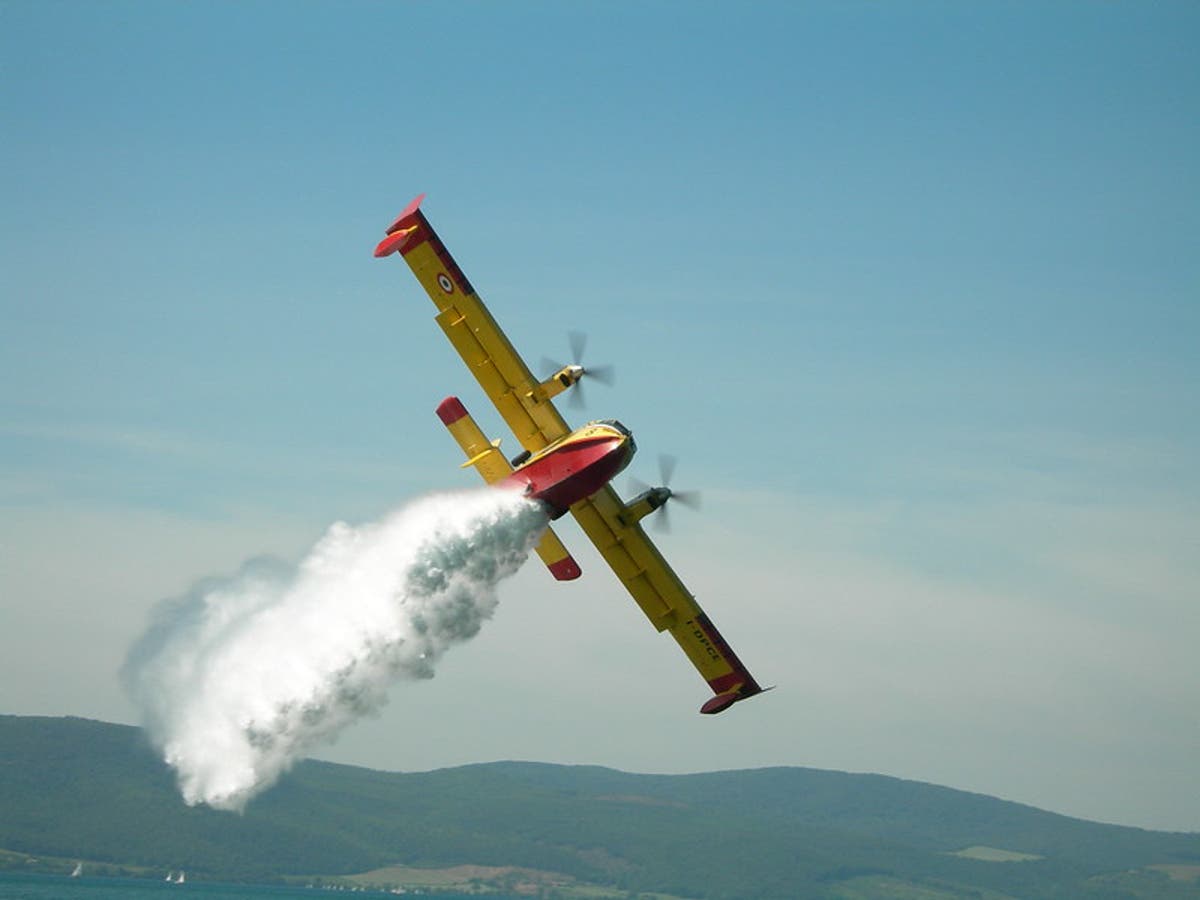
174,871,186,884
70,862,82,878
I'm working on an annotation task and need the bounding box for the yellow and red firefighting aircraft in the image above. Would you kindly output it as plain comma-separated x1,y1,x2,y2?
374,195,764,714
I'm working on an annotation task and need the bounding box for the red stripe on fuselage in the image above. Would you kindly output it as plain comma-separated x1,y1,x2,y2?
504,428,633,517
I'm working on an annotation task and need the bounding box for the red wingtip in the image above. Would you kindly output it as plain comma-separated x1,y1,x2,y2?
385,193,426,235
436,396,468,426
700,692,741,715
700,684,771,715
374,229,415,258
548,556,582,581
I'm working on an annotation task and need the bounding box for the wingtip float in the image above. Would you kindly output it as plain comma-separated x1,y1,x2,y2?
376,195,765,715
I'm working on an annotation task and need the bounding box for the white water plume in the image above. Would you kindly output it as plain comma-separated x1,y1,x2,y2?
121,489,548,812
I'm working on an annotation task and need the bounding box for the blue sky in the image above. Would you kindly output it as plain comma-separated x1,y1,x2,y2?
2,1,1198,831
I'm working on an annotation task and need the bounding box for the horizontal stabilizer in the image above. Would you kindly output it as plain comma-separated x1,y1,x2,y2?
436,397,581,581
536,529,582,581
436,396,512,485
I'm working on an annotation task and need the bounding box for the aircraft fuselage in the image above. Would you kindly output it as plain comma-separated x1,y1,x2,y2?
504,421,635,517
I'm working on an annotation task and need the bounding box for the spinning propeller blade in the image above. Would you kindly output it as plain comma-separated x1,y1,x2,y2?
540,332,615,408
569,331,615,385
629,455,703,532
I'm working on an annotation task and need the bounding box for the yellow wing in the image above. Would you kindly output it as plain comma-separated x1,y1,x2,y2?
377,196,764,713
374,194,570,454
570,485,765,714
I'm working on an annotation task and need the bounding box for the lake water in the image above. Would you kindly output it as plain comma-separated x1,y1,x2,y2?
0,873,498,900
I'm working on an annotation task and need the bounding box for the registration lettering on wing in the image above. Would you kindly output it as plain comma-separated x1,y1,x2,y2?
687,619,722,661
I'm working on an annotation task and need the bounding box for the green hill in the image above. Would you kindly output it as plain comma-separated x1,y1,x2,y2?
1,714,1197,899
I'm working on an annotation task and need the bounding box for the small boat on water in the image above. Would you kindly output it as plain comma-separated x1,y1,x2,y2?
70,862,82,878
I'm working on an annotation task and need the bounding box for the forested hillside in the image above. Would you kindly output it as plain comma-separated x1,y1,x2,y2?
1,715,1197,899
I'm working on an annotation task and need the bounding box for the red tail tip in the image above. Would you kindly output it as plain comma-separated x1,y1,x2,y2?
548,556,582,581
436,396,468,426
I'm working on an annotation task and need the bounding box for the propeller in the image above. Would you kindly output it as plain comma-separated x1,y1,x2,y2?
629,454,702,533
540,331,615,409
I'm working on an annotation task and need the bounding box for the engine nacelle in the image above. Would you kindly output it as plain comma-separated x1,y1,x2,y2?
619,486,672,527
529,365,585,403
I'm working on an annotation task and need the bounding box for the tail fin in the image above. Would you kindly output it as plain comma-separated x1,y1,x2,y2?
535,529,582,581
436,397,580,581
436,396,513,484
